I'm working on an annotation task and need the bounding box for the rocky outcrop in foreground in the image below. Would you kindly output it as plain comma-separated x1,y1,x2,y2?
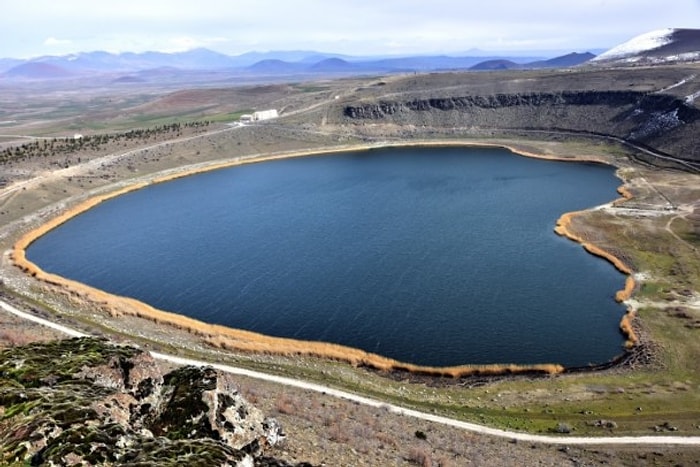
0,337,308,466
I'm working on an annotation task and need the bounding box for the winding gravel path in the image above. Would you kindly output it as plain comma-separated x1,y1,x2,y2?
2,297,700,446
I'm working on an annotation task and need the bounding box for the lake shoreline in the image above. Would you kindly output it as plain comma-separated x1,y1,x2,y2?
10,140,638,377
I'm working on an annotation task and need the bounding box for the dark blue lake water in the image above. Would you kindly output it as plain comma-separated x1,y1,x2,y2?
27,147,628,367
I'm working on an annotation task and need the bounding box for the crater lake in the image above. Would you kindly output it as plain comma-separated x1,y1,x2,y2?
26,146,628,367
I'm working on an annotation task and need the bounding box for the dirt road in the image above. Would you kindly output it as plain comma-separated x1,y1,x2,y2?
2,296,699,447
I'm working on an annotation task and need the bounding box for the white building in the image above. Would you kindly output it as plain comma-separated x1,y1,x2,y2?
252,109,279,121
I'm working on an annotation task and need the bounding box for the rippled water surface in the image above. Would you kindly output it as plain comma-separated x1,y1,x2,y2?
27,147,627,367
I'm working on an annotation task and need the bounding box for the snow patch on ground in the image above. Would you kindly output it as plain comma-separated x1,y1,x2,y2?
593,28,675,61
634,272,651,282
629,108,682,140
666,51,700,62
685,90,700,103
656,75,696,93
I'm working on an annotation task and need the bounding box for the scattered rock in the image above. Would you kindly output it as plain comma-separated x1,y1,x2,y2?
554,422,572,434
653,422,679,432
593,419,618,429
0,337,305,466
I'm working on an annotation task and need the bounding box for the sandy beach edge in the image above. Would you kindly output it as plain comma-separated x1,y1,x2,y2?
9,140,636,377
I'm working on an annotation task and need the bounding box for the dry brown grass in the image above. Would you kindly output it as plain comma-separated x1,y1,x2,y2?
406,446,432,466
0,307,65,348
0,329,36,347
619,308,639,348
616,185,634,203
274,392,299,415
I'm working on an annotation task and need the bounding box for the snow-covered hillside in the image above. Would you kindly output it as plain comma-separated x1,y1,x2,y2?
592,28,700,64
593,29,675,61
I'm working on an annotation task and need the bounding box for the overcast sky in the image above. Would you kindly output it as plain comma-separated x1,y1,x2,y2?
3,0,700,58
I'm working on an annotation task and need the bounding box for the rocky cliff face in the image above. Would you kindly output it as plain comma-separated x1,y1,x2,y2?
0,338,306,466
344,91,699,119
341,90,700,166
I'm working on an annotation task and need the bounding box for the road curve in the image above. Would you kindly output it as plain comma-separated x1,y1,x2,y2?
1,297,699,446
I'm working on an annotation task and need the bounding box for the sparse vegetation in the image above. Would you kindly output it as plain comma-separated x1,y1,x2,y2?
406,446,432,466
0,338,294,465
0,122,211,165
1,64,700,464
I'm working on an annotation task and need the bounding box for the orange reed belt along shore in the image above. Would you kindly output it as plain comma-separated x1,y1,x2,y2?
11,142,635,374
554,207,638,348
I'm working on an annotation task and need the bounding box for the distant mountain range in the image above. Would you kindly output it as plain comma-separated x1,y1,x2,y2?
1,29,698,81
469,52,596,71
0,48,590,81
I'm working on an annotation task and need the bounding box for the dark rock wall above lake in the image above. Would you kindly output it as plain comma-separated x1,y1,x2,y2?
341,90,700,167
